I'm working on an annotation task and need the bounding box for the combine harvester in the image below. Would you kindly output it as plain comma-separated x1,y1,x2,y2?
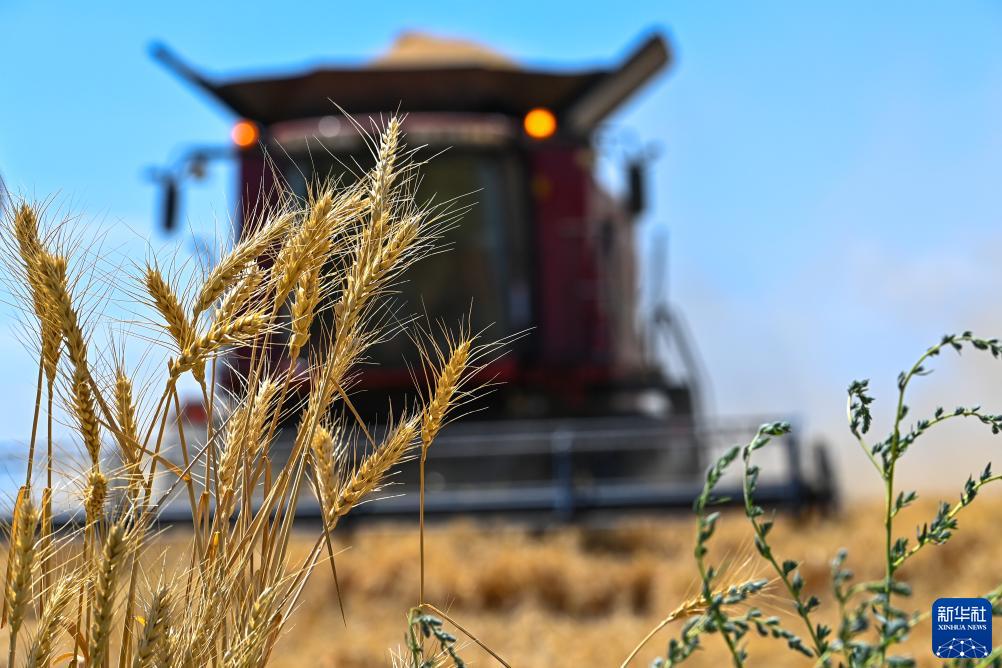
151,31,835,520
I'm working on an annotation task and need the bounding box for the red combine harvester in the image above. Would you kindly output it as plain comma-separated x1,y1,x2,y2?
152,32,835,519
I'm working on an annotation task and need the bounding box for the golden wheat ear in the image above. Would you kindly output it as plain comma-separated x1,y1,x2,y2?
144,262,195,352
25,574,75,668
169,311,267,379
88,521,130,668
273,189,336,305
214,263,264,325
328,414,419,525
5,487,37,666
11,204,63,386
193,209,297,317
132,587,171,668
113,367,143,495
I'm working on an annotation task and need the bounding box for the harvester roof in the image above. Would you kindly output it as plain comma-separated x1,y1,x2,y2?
153,31,671,135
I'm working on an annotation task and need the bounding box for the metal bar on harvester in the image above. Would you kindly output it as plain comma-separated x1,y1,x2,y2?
551,428,575,521
30,415,833,529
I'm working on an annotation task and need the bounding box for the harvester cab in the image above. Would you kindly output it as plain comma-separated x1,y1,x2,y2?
152,32,834,518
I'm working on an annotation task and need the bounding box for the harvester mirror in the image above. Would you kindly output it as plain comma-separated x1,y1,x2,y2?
627,159,646,216
160,176,179,233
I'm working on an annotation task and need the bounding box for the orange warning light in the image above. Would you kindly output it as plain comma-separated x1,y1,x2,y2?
523,108,557,139
231,120,260,147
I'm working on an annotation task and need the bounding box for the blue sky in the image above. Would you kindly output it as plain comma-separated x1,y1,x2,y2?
3,1,1002,495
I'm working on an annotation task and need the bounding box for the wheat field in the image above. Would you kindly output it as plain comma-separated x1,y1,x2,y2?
262,495,1002,667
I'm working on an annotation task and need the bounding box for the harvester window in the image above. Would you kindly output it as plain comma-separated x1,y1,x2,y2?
285,148,530,366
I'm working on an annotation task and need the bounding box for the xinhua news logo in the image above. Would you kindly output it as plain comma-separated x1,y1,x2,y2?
932,597,993,659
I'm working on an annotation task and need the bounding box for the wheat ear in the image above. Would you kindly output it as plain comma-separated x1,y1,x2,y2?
363,118,402,259
273,191,335,305
89,522,129,668
287,188,365,359
84,466,108,525
114,369,142,494
12,204,62,385
310,424,338,513
288,261,322,361
193,211,296,316
6,489,37,665
218,379,278,518
421,338,472,452
38,252,103,465
145,263,194,350
225,587,278,668
329,416,418,523
214,263,263,325
132,587,171,668
25,575,74,668
169,312,265,378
